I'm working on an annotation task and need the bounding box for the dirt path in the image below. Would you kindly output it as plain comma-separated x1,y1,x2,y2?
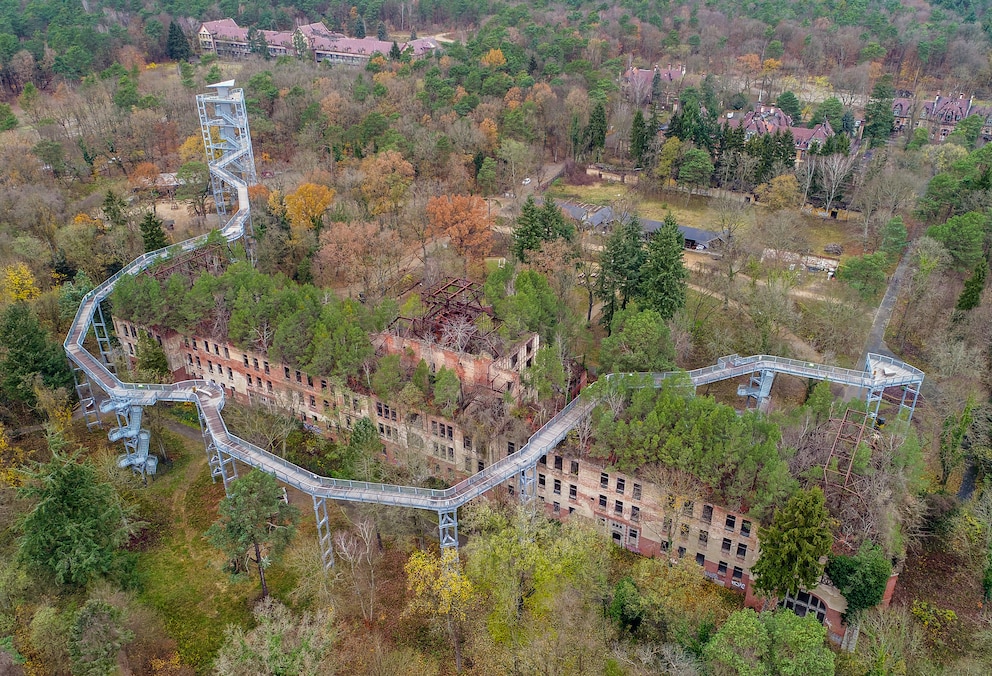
158,418,209,531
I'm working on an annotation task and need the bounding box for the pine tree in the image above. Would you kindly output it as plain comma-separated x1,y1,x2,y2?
511,196,574,262
353,18,366,39
637,213,687,320
596,218,646,328
630,109,649,167
751,487,832,599
102,190,128,229
776,91,802,122
863,77,895,148
166,22,192,61
206,471,299,598
139,211,168,252
956,258,987,313
389,41,402,60
376,21,388,41
512,196,547,262
0,303,73,406
587,101,607,154
18,447,134,587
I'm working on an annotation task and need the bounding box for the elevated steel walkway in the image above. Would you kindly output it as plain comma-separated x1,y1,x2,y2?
63,82,925,568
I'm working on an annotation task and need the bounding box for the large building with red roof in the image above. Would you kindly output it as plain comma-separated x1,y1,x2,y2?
727,105,836,164
197,19,437,63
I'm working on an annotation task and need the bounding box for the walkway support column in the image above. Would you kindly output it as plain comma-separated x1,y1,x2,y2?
438,509,458,549
313,496,335,569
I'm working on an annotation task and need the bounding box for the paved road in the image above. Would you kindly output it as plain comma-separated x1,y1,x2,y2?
861,251,913,362
841,252,914,402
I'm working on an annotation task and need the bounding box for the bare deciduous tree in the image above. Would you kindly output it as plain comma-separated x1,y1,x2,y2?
816,151,860,215
333,519,381,624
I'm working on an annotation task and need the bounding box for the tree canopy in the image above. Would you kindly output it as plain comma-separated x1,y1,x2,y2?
112,261,376,381
751,487,833,599
637,213,688,319
18,444,137,587
704,608,835,676
590,379,794,514
206,470,299,598
599,307,676,373
511,195,574,262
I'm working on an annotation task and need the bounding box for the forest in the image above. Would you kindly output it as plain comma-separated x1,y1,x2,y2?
1,0,992,673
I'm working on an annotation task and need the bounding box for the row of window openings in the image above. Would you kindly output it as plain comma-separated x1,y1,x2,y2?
121,324,163,346
185,354,365,411
185,337,231,360
598,473,642,500
186,337,344,397
540,458,644,501
698,504,752,538
693,554,745,582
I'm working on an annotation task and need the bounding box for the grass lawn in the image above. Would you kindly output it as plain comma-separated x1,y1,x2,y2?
133,440,298,673
546,182,723,229
545,182,863,258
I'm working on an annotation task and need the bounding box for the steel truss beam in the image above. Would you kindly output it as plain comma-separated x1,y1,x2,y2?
438,509,458,549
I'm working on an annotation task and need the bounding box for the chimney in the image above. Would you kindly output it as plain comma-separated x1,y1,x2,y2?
667,63,672,70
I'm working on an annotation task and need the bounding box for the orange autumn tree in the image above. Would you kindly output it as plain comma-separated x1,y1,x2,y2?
426,195,493,265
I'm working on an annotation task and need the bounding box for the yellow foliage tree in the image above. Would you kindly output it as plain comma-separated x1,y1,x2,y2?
284,183,335,238
405,548,474,672
0,423,30,487
632,556,738,637
503,86,522,110
481,48,507,68
756,174,801,211
1,262,40,303
73,213,105,230
359,150,414,218
178,135,204,164
33,375,73,433
267,189,285,218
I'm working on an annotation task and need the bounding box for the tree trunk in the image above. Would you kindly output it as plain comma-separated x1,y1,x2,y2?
449,618,462,673
254,538,269,598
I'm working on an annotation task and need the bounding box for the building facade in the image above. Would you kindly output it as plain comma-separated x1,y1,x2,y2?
892,93,992,142
197,19,437,63
112,315,537,480
727,105,836,164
